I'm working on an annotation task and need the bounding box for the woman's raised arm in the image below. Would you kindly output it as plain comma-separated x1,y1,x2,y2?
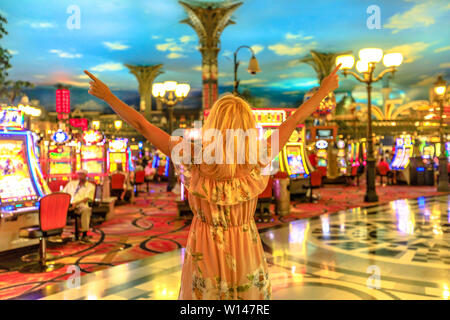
271,64,341,156
84,70,171,156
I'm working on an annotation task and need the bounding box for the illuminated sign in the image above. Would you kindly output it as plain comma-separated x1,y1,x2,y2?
315,140,328,149
0,108,25,128
337,140,345,149
69,118,88,131
56,89,70,114
83,130,104,145
109,138,128,152
52,130,69,144
253,110,286,126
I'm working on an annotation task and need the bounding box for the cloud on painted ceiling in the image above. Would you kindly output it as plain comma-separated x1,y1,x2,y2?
268,32,316,56
103,41,130,50
29,21,55,29
384,0,450,34
251,45,264,55
91,62,124,72
167,52,186,59
434,46,450,53
49,49,82,59
439,62,450,69
156,36,196,59
386,42,432,63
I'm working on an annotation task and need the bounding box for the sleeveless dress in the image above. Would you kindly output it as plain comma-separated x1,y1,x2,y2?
170,138,272,300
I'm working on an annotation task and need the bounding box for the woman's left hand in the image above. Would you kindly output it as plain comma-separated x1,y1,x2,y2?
320,63,341,94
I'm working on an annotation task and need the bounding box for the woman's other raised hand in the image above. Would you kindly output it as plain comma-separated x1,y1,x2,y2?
84,70,112,102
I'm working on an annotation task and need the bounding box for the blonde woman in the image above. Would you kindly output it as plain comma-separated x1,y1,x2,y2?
84,64,340,300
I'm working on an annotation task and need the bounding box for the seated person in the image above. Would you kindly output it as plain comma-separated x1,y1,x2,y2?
63,169,95,243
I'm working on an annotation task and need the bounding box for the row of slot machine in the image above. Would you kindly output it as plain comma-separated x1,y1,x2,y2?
40,130,137,188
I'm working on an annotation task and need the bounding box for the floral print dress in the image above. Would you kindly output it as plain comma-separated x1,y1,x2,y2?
170,138,272,300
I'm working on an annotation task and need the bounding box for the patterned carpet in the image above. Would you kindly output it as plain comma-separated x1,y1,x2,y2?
0,181,447,300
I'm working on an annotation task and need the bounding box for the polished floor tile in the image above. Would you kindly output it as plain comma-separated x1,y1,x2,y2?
17,195,450,300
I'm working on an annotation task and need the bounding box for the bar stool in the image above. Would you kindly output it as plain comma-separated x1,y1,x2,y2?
19,192,71,273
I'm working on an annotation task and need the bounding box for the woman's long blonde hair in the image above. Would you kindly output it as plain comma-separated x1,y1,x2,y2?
199,95,259,179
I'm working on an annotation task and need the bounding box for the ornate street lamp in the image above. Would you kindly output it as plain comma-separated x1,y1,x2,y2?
433,75,449,192
233,46,261,95
152,81,190,191
336,49,403,202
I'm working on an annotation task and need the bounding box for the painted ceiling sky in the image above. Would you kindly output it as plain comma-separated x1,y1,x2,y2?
1,0,449,111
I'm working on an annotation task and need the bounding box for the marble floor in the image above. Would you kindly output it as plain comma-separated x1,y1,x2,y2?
15,195,450,300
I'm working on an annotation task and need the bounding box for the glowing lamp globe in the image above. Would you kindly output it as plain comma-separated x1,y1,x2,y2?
335,55,355,70
382,53,403,67
304,87,336,118
152,83,165,98
356,60,369,73
359,48,383,63
175,83,190,98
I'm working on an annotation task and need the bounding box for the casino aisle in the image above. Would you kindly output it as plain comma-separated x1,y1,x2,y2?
13,195,450,300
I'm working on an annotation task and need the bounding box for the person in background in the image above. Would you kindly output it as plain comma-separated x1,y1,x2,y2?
308,150,318,169
135,160,144,171
112,163,132,201
63,169,95,243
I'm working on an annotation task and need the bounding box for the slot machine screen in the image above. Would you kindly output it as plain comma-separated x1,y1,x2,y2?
49,146,72,175
0,140,38,204
316,129,332,140
82,145,104,174
109,152,127,172
391,148,404,168
286,146,305,177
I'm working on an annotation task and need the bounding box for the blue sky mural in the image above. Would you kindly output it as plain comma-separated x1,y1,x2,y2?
1,0,449,112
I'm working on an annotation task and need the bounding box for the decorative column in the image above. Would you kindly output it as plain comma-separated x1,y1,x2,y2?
124,64,163,119
179,0,242,109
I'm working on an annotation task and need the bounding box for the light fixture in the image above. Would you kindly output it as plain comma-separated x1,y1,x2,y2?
152,83,165,98
355,60,369,73
434,76,447,96
248,55,261,75
382,53,403,67
335,55,355,69
163,81,177,92
359,48,383,63
114,120,123,131
92,120,100,130
175,83,190,98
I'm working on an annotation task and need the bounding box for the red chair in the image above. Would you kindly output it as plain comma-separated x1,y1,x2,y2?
48,180,69,192
110,173,126,200
305,170,322,203
19,193,71,273
317,166,327,179
134,170,146,195
256,177,273,222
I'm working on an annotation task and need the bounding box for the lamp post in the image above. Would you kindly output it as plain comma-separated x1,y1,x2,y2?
434,76,449,192
233,46,261,95
152,81,190,191
336,49,403,202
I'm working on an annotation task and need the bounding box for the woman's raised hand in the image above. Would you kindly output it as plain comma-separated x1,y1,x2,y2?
320,63,341,94
84,70,112,101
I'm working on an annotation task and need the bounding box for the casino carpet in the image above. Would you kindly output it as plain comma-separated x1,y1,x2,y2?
0,181,447,300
